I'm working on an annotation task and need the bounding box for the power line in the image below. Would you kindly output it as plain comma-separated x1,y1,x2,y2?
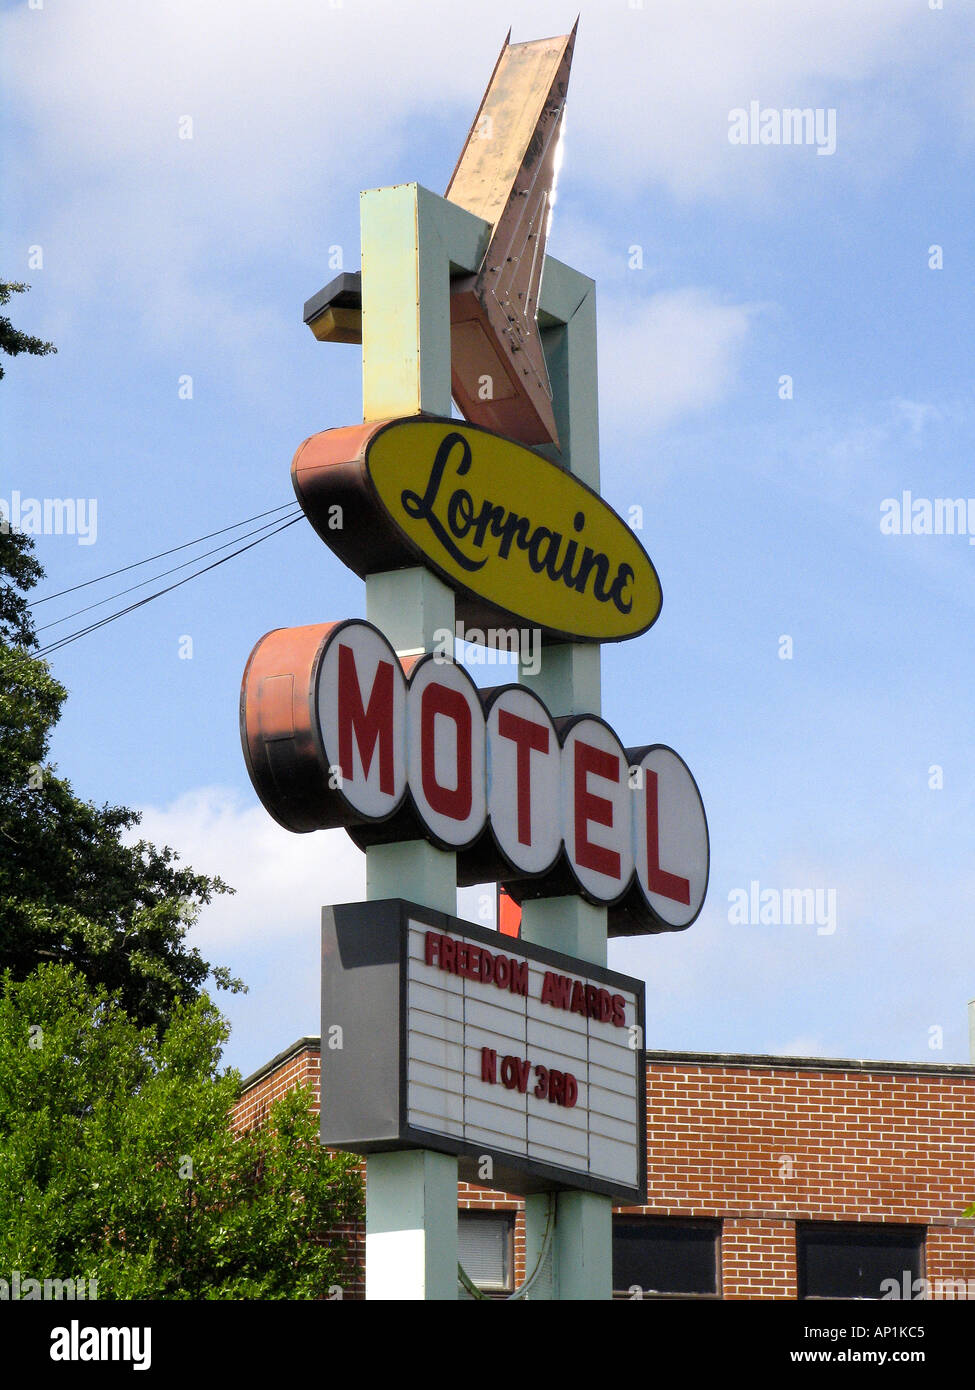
0,514,305,670
36,509,302,634
27,501,299,607
35,515,304,660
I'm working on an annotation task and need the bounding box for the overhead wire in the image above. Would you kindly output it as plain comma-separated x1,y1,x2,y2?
17,513,305,663
35,509,302,633
27,501,299,607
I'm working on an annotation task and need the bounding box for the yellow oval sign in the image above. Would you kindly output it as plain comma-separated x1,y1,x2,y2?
364,419,661,642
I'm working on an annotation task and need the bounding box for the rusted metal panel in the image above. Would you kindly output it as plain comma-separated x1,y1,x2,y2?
446,24,578,448
240,621,342,833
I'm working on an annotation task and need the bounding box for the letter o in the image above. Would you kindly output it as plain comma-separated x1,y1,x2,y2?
407,654,486,848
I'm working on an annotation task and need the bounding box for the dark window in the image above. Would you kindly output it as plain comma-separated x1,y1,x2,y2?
797,1223,925,1300
458,1211,514,1294
613,1217,721,1298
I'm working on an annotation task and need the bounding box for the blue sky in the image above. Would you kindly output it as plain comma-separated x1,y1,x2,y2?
3,0,974,1078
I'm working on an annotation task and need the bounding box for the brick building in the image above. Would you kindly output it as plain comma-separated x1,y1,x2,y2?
235,1038,975,1300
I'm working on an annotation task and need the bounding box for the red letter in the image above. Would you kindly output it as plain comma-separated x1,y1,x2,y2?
574,741,621,880
338,644,395,793
497,709,549,846
421,683,472,821
424,932,438,967
644,770,690,904
481,1047,497,1084
479,949,494,985
514,1057,532,1093
508,960,529,997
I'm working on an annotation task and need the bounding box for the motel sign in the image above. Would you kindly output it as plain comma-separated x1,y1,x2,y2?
241,23,709,1299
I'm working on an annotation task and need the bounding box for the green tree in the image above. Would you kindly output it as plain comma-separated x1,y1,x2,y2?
0,964,362,1298
0,282,56,380
0,525,242,1033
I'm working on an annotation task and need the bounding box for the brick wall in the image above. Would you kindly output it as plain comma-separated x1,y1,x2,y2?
233,1038,364,1298
625,1054,975,1299
234,1041,975,1299
717,1218,796,1299
232,1037,320,1133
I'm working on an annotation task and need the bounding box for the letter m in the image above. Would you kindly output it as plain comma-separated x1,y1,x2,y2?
934,498,965,534
490,627,520,658
45,499,74,535
44,1278,76,1300
102,1328,129,1359
337,644,395,793
782,888,814,924
782,108,814,145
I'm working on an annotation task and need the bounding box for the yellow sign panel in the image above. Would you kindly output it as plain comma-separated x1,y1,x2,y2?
365,419,661,642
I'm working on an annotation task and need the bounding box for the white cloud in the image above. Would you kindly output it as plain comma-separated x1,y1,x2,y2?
598,288,755,433
570,0,949,200
4,0,963,313
893,399,943,436
5,0,965,414
126,786,365,950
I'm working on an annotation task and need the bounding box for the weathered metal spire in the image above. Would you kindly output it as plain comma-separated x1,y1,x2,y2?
446,22,578,448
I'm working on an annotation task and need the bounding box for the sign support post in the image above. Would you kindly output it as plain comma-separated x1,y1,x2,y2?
363,564,459,1301
520,265,613,1300
358,182,613,1299
360,183,485,1301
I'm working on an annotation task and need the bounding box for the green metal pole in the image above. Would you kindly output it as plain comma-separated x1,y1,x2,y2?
359,185,489,1300
357,187,613,1299
521,271,614,1300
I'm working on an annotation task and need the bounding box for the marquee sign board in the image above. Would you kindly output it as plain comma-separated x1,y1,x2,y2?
240,618,710,934
291,416,662,645
321,898,647,1203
